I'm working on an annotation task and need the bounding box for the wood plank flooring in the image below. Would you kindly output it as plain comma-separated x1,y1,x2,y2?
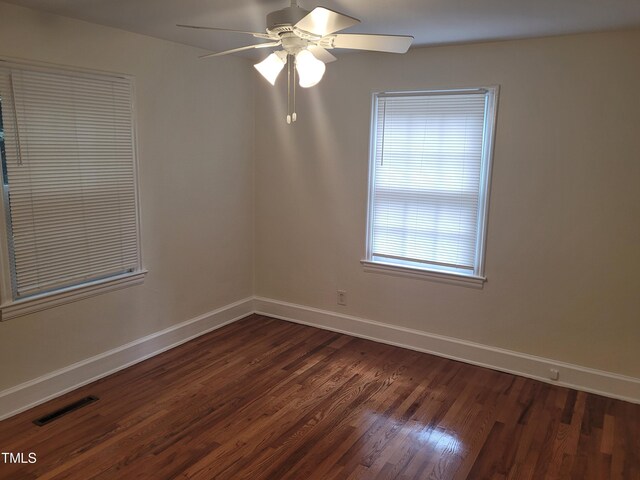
0,314,638,479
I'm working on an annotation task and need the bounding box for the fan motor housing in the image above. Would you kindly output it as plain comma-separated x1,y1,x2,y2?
266,6,309,32
280,32,310,54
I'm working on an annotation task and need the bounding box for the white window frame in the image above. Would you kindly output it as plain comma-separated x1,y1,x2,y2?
362,87,499,288
0,58,146,320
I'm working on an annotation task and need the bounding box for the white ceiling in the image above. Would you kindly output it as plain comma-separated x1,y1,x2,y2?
6,0,640,58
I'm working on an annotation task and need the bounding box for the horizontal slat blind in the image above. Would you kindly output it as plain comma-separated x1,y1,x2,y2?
0,66,140,298
370,92,488,272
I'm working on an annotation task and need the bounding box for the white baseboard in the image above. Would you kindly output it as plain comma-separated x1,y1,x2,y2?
0,297,254,421
254,296,640,404
2,295,637,422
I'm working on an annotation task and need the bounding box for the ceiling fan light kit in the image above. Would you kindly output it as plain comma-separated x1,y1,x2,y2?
178,0,413,123
254,51,287,85
295,49,325,88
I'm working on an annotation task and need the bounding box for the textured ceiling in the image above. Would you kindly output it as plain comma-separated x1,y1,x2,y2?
5,0,640,57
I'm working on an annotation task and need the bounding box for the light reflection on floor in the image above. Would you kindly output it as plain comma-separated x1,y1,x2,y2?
363,411,464,456
411,425,462,454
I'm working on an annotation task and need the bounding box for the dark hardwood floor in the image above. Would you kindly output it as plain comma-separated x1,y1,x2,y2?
0,314,638,479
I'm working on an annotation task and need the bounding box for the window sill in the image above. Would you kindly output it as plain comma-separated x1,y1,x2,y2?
360,259,486,288
0,270,147,321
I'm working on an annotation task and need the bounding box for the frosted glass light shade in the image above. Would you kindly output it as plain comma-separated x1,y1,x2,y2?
295,49,325,88
254,52,286,85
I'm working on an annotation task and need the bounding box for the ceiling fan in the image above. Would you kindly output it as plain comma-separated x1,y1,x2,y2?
178,0,413,123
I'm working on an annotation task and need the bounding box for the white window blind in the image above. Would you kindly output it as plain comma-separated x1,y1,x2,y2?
0,65,141,299
367,89,497,278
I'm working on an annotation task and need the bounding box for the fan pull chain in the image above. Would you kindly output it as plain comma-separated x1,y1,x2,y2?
292,57,297,122
286,57,291,124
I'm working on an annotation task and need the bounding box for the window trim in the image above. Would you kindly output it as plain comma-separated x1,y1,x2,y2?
0,58,146,320
0,270,147,321
363,86,499,287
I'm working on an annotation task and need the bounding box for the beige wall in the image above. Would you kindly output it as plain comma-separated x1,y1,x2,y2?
0,3,254,389
1,1,638,394
254,30,640,378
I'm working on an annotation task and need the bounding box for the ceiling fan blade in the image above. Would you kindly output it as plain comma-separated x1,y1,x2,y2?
295,7,360,36
177,24,274,40
307,45,337,63
330,34,413,53
199,41,281,59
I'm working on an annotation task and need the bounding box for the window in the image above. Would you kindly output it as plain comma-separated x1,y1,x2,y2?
363,88,498,286
0,61,144,319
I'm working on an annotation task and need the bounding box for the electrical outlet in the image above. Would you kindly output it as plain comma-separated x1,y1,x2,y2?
549,368,560,381
337,290,347,306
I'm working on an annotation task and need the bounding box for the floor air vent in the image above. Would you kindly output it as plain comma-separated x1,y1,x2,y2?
33,395,99,426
